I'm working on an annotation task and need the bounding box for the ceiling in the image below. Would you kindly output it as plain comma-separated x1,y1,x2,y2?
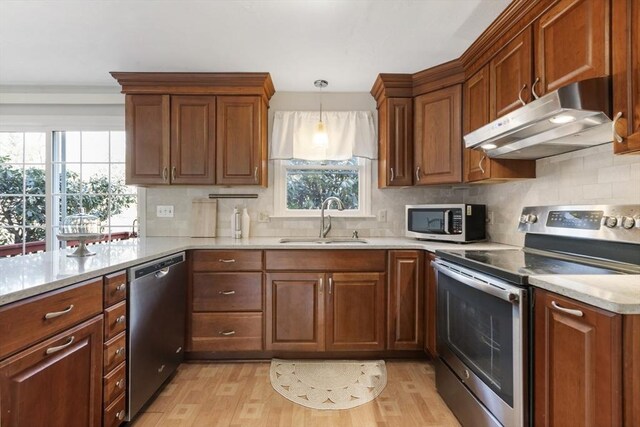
0,0,510,92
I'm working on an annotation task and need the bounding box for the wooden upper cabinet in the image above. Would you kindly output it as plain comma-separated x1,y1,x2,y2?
112,72,275,186
463,66,492,182
387,250,423,350
170,96,216,184
463,65,536,183
378,97,414,187
612,0,640,154
534,289,622,427
414,85,462,185
534,0,609,96
490,27,533,119
326,272,385,351
216,96,264,185
125,95,170,185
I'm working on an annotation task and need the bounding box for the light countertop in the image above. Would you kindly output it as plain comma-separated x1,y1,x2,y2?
0,236,512,306
529,275,640,314
1,237,638,315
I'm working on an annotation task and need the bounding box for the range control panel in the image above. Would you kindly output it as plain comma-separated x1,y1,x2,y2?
518,205,640,244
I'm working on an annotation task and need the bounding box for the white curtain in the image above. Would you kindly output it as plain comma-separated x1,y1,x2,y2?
271,111,377,160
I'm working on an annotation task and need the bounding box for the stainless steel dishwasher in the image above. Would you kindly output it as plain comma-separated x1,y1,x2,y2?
127,252,186,421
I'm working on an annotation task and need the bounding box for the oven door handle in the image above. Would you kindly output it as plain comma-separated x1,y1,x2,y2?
432,260,520,304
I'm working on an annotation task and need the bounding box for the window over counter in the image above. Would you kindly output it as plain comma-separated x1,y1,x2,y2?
273,157,371,217
0,130,137,257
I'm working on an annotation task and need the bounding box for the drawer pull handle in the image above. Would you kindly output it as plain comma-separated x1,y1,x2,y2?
116,379,125,389
115,283,126,292
116,410,126,421
115,315,126,324
551,301,583,317
115,347,125,357
218,258,236,263
44,304,74,320
328,277,333,295
158,364,165,373
176,346,182,353
219,290,236,295
220,330,236,336
46,336,75,355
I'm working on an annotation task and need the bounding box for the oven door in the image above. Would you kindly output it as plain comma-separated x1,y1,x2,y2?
432,259,526,427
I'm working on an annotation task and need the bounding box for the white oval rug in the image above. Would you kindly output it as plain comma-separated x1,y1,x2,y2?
269,359,387,410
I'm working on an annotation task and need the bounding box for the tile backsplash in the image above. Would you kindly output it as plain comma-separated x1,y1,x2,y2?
464,143,640,246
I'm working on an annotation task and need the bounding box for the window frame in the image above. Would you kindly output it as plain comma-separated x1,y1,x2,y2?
0,117,135,256
272,157,372,218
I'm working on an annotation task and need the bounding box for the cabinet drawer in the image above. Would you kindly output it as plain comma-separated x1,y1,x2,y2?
0,278,103,359
265,250,386,272
191,313,262,351
104,271,127,307
104,301,127,341
103,362,126,409
104,392,126,427
193,272,262,312
193,250,263,271
104,332,126,372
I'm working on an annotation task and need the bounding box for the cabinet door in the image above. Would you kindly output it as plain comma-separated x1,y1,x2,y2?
534,0,609,95
534,290,622,427
216,96,264,185
326,272,385,351
463,66,491,182
125,94,170,185
0,316,103,427
414,85,462,185
170,95,216,184
387,250,423,350
378,97,413,187
265,272,324,351
612,0,640,154
490,27,533,119
424,252,437,357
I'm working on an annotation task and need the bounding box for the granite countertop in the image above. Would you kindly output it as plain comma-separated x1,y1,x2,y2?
0,236,512,306
2,237,638,314
529,275,640,314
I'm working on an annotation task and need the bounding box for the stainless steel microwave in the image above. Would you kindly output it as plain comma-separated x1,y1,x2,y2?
405,204,486,242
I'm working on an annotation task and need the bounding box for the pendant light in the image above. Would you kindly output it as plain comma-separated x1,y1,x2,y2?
312,79,329,147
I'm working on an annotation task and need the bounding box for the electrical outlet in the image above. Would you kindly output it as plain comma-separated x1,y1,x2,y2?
258,211,270,223
487,211,495,225
156,205,174,218
377,209,387,222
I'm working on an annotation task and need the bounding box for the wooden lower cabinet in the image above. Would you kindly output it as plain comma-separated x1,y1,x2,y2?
534,289,622,426
326,272,385,351
387,250,423,350
265,272,325,351
424,252,438,357
265,270,386,352
0,315,104,427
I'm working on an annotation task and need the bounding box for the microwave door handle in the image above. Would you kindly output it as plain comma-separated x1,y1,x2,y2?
443,210,451,234
432,261,520,304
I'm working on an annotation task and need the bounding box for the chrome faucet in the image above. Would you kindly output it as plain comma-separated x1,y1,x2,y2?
319,197,344,238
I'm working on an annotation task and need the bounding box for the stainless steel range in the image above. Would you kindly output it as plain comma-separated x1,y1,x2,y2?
433,205,640,427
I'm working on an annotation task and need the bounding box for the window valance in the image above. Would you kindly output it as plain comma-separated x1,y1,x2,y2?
270,111,377,161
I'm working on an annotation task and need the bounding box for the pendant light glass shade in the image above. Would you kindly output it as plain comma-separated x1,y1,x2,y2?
312,79,329,148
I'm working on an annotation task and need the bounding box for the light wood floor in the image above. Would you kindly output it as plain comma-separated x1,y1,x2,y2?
131,360,460,427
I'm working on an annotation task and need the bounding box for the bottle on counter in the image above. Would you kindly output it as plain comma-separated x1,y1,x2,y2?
242,208,250,239
231,207,242,239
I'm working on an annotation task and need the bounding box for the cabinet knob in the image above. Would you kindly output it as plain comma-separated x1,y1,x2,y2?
115,347,125,357
115,283,126,292
116,410,125,421
116,379,124,389
115,315,126,324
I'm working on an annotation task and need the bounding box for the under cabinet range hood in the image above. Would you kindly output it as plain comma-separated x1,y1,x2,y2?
464,76,613,159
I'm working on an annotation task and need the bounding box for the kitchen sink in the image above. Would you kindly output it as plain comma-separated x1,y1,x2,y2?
279,237,368,244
